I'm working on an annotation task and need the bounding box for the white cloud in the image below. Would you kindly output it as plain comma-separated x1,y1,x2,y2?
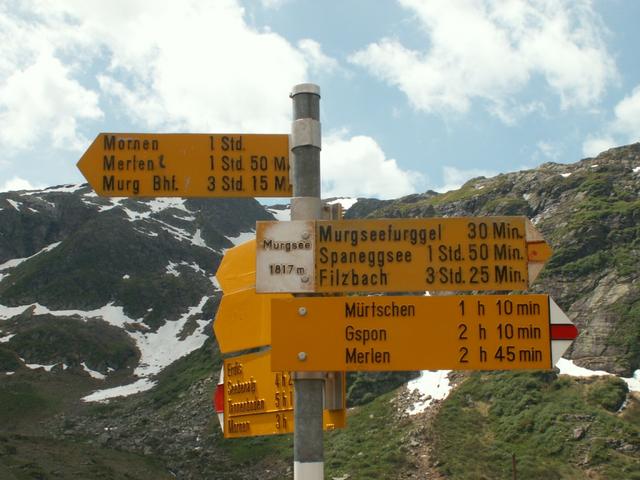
259,0,291,10
40,0,308,133
322,131,423,199
0,176,43,192
349,0,616,122
582,135,616,157
0,41,102,151
582,84,640,156
298,39,339,75
0,0,321,153
435,166,496,193
612,85,640,140
536,141,561,160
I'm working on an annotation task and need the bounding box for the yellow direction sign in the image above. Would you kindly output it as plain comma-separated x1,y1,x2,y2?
217,350,346,438
77,133,291,197
271,294,578,372
215,240,292,353
214,287,291,353
256,217,552,293
216,240,257,294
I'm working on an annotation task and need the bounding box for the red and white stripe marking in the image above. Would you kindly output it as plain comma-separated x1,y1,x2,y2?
214,366,224,431
549,298,579,366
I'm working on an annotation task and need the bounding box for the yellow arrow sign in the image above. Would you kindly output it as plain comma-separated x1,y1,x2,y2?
256,217,552,293
216,240,257,294
77,133,292,197
271,294,577,372
214,287,291,353
220,350,346,438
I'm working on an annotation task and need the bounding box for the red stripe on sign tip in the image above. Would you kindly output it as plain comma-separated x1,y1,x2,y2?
214,383,224,413
551,324,578,340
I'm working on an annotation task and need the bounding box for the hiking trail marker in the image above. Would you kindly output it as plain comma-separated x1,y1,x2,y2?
270,294,578,372
214,350,345,438
256,217,552,293
77,133,291,197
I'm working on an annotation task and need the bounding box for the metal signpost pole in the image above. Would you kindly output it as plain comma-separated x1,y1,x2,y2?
290,83,324,479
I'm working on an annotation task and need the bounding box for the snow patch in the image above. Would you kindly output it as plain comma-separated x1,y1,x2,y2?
82,378,157,402
191,228,209,248
96,197,126,212
122,207,152,221
82,296,210,402
327,197,358,211
6,199,21,211
133,227,159,238
122,274,130,280
560,172,572,178
40,184,85,194
140,198,192,215
0,333,15,343
267,207,291,221
0,242,61,273
557,358,640,393
165,261,206,277
156,219,193,242
0,302,135,327
406,370,452,415
19,184,84,195
132,296,209,378
25,362,58,372
226,231,256,247
82,362,106,380
166,262,180,277
2,297,211,401
633,166,640,174
523,193,531,200
590,164,599,168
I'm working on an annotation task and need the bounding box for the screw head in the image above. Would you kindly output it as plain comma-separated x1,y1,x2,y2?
301,231,310,240
297,352,307,361
298,307,307,316
301,275,309,283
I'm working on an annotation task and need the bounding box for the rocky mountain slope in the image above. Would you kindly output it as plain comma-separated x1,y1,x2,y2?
0,143,638,478
348,143,640,376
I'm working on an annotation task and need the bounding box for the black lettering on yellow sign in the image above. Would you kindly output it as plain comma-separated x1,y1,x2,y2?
318,268,388,287
345,347,391,364
228,398,266,414
318,224,441,246
227,419,250,434
104,135,159,151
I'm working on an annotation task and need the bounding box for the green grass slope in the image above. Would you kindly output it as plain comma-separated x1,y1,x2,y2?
432,371,640,479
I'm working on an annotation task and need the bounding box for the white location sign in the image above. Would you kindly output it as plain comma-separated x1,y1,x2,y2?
256,220,315,293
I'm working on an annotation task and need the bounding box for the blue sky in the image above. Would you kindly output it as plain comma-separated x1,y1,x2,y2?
1,0,639,199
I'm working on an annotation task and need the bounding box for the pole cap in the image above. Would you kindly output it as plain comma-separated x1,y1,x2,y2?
291,83,321,97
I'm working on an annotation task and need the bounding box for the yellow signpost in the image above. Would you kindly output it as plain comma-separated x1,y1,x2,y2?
77,133,291,197
221,350,346,438
270,294,577,372
215,287,291,353
215,240,257,294
214,239,293,353
256,217,552,293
